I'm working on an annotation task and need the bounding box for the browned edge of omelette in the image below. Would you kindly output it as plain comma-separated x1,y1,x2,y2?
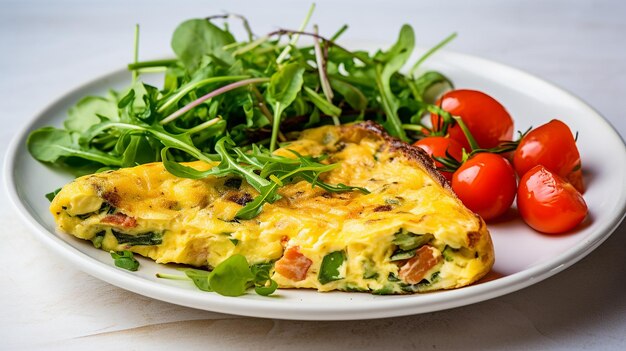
293,120,495,289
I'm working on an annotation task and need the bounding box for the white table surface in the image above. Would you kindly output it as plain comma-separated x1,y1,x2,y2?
1,0,625,350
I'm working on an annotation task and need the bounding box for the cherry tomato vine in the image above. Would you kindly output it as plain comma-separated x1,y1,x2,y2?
407,89,588,233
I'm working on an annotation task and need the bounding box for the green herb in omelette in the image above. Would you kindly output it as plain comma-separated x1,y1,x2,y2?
111,230,163,246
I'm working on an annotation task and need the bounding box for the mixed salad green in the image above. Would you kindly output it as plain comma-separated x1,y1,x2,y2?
28,6,455,219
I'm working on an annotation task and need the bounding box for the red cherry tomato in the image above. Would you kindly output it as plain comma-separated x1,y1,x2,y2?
413,137,464,181
452,153,517,220
517,165,588,234
431,89,514,150
513,119,584,193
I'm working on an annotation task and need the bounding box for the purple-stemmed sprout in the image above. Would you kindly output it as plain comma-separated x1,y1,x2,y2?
160,77,269,125
313,24,338,125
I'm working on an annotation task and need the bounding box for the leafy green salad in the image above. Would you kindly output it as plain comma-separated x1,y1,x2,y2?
28,5,455,216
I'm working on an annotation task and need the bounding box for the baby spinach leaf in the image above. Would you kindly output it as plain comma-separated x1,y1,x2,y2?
171,19,235,73
65,95,119,132
112,230,162,246
318,250,346,284
182,268,213,291
392,232,434,251
266,63,306,113
266,62,305,151
208,254,255,297
412,71,453,101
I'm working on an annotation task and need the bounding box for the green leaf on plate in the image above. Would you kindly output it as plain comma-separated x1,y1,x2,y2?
110,250,140,271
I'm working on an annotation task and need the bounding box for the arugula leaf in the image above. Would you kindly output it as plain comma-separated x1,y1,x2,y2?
82,120,216,163
236,182,280,220
117,134,155,167
329,78,367,112
117,89,136,109
234,147,368,219
110,250,140,271
28,127,123,166
213,137,272,191
298,174,369,194
303,86,341,119
161,147,214,179
157,75,249,113
162,135,368,220
374,24,415,141
410,32,457,76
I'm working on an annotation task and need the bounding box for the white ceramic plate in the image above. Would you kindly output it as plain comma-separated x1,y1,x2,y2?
5,50,626,321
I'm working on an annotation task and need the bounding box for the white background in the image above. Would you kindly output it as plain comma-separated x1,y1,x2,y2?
1,0,625,349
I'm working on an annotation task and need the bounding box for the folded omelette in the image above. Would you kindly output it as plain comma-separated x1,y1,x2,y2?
50,121,494,294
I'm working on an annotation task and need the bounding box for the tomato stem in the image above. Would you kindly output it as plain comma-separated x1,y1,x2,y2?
426,104,480,150
402,124,428,133
426,105,451,136
452,116,480,150
464,127,528,157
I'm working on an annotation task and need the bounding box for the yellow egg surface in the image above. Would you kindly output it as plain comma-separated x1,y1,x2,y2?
50,122,494,294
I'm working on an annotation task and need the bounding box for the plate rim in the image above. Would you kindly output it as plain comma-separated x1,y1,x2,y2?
4,49,626,320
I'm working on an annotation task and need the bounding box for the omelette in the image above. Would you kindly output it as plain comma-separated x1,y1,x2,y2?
50,121,494,294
